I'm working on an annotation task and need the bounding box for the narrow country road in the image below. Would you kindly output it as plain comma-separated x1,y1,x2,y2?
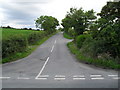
1,32,118,88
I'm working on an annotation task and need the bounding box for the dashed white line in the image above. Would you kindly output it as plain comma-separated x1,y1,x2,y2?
112,77,120,79
54,78,66,80
51,45,54,52
0,77,11,79
73,78,85,80
108,75,118,77
73,75,85,78
35,57,50,79
55,75,65,78
54,40,56,44
91,77,104,80
17,77,30,80
90,75,102,77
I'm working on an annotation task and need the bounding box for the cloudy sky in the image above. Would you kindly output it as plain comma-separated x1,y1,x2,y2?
0,0,112,29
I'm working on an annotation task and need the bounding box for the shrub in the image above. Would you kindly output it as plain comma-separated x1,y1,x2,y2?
76,34,90,48
2,29,50,59
81,37,106,57
2,35,28,58
68,28,76,37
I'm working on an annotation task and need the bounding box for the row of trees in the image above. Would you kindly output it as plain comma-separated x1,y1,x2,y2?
62,1,120,63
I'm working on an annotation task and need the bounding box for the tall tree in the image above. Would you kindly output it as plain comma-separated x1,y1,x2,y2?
35,16,59,33
61,8,96,35
91,1,120,58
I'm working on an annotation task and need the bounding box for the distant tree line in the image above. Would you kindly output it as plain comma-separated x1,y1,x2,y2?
1,26,37,31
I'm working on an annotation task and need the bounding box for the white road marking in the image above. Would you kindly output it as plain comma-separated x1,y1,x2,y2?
0,77,11,79
35,57,50,79
108,75,118,77
51,45,54,52
36,78,47,80
73,75,85,78
17,77,30,80
90,75,102,77
55,75,65,78
73,78,85,80
39,75,49,78
91,77,104,80
54,78,65,80
113,77,120,79
54,40,56,44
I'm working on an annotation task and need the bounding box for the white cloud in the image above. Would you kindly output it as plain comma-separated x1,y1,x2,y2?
0,0,110,28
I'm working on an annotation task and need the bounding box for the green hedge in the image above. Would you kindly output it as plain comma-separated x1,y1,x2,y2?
28,32,47,44
2,35,28,58
76,34,90,48
2,31,48,59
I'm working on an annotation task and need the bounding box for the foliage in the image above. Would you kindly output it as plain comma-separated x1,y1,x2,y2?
68,28,76,37
76,34,90,49
90,1,120,60
2,28,49,60
35,15,59,33
61,8,96,35
64,1,120,68
63,32,73,39
67,42,120,69
2,32,56,63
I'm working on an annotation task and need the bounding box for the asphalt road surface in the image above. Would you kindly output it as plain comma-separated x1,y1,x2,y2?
1,32,119,88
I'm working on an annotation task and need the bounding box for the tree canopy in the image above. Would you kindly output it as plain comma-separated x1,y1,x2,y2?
61,8,96,35
35,16,59,33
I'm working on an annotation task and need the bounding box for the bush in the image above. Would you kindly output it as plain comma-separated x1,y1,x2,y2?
2,35,28,58
28,31,48,44
76,34,90,48
63,32,73,39
80,36,106,57
2,29,50,59
68,28,76,37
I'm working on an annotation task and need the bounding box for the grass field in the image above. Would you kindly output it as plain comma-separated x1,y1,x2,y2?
2,28,43,40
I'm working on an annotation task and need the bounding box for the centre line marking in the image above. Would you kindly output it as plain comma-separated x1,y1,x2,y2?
54,40,56,44
91,77,104,80
51,45,54,52
0,77,11,79
35,57,50,79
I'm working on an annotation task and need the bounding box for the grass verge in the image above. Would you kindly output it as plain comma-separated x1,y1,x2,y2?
63,32,73,39
1,32,56,64
67,41,120,69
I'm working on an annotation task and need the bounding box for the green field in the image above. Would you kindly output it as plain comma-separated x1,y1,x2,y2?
1,28,53,63
2,28,43,40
